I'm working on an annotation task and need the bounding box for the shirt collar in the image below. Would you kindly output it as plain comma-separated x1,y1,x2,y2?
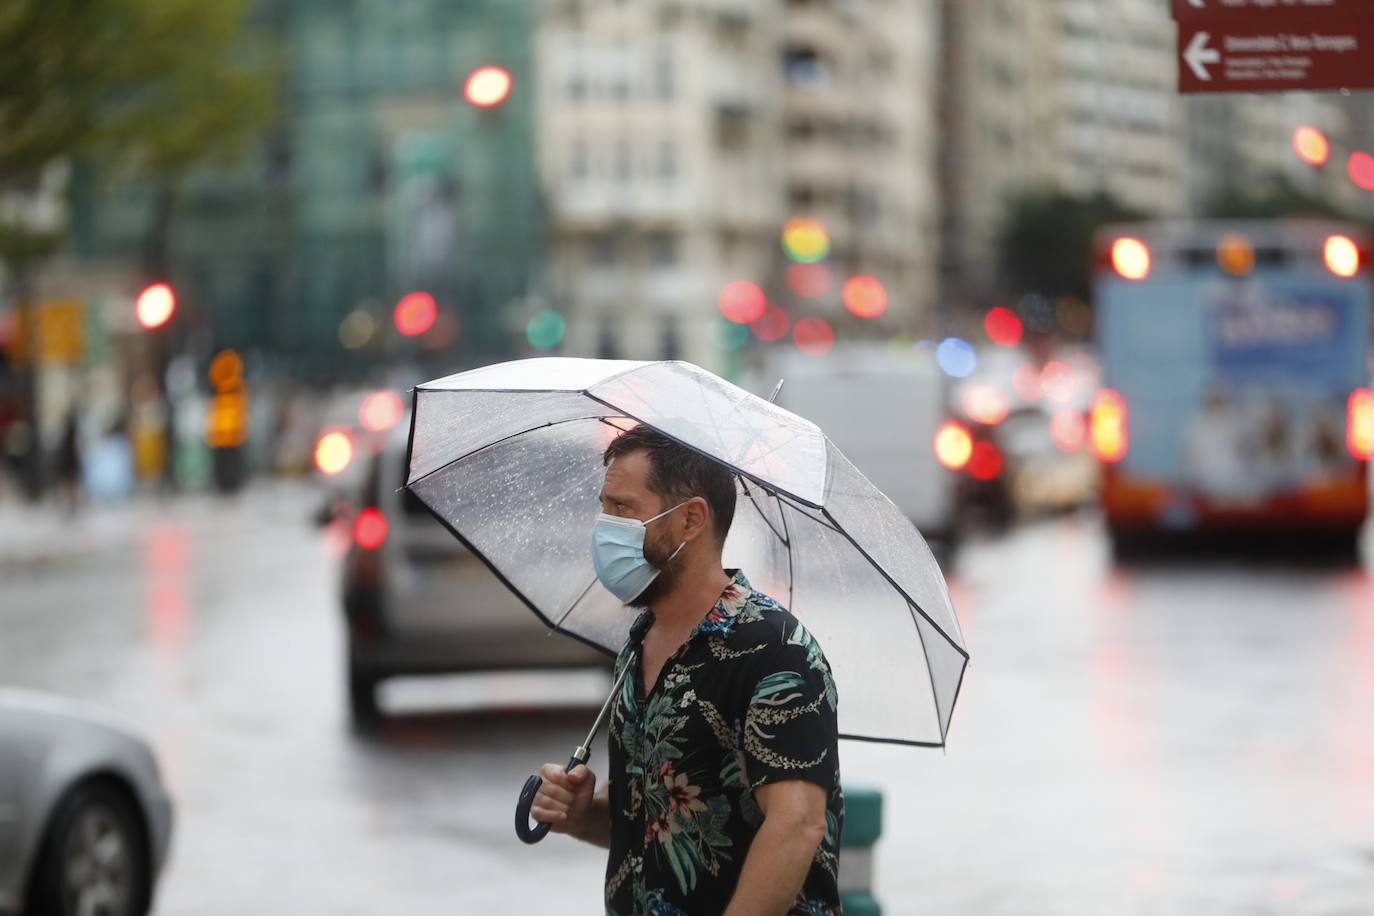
627,569,754,646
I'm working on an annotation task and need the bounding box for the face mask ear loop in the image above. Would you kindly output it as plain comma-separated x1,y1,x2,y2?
666,541,686,563
646,501,689,525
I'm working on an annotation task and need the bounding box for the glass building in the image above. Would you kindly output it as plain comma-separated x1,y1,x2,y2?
71,0,541,379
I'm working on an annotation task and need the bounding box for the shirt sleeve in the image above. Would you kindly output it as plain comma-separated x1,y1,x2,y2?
741,624,840,793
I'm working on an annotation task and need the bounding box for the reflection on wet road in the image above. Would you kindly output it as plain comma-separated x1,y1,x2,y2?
2,486,1371,914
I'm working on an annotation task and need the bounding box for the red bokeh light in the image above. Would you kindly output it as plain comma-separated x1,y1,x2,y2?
786,263,832,298
750,305,791,342
394,291,438,336
1012,362,1041,402
719,280,767,324
1041,360,1077,404
983,306,1023,347
464,66,513,108
353,507,389,550
1049,409,1086,452
842,275,888,319
359,391,405,433
1349,152,1374,191
967,440,1004,481
136,282,176,330
793,317,835,356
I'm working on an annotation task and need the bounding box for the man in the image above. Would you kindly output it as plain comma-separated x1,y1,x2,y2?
531,425,844,916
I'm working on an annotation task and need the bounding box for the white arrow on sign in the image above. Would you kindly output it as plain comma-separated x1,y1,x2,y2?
1185,31,1221,81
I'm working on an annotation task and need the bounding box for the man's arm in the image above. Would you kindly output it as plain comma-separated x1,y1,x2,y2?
723,779,828,916
529,764,613,849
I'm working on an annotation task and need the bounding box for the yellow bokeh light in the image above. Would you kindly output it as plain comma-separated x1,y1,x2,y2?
782,217,830,263
314,429,354,476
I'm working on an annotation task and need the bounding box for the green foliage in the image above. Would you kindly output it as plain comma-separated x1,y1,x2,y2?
0,0,279,269
998,190,1146,301
1202,176,1353,221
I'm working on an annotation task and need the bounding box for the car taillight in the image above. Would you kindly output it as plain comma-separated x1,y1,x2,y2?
967,440,1003,481
353,507,389,550
1324,235,1361,279
1111,238,1151,281
962,385,1009,426
934,420,973,471
1350,387,1374,460
1050,409,1086,452
1090,389,1128,463
315,427,354,476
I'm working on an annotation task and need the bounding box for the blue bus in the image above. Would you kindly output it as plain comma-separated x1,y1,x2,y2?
1091,221,1373,551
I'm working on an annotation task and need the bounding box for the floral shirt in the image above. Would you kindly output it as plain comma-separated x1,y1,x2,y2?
604,570,843,916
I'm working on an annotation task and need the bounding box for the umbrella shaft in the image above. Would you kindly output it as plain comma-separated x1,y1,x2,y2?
579,664,631,755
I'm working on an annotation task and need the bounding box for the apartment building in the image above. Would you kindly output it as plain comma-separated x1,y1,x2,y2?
536,0,941,370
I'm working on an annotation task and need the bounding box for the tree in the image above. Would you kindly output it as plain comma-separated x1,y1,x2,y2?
0,0,278,497
998,190,1146,302
0,0,279,275
1202,176,1354,222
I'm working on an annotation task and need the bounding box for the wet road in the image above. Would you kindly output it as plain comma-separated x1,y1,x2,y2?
3,484,1373,914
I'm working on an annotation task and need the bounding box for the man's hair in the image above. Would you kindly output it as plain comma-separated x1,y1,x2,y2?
603,425,736,546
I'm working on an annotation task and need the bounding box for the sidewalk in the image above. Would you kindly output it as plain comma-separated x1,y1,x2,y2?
0,479,320,570
0,498,140,569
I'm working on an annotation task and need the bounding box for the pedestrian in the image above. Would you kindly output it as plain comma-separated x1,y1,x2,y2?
55,409,83,514
532,425,844,916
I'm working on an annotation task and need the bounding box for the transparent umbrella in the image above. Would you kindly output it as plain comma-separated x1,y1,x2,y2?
404,357,968,841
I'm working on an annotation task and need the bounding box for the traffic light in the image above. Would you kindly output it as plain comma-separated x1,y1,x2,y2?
393,292,437,337
464,66,512,108
136,283,176,330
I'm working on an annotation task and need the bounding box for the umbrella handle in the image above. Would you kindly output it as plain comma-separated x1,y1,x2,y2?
515,754,582,845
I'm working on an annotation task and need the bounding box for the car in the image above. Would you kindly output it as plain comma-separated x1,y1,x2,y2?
0,689,174,916
340,421,609,725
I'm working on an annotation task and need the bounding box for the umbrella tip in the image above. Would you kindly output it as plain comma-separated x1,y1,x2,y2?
767,379,785,404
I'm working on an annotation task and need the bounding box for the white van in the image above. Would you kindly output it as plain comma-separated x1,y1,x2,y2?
747,343,962,551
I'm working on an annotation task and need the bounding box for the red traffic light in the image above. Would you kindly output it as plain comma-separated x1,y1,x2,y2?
464,66,512,108
393,292,438,337
983,307,1023,347
136,283,176,330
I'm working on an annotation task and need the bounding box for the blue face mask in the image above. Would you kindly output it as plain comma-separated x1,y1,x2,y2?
591,502,688,604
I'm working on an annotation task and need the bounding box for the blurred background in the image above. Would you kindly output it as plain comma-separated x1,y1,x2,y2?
2,0,1372,913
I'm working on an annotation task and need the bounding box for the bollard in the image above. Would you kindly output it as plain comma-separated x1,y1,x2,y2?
838,785,883,916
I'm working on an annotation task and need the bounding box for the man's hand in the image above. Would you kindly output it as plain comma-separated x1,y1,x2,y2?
530,764,608,846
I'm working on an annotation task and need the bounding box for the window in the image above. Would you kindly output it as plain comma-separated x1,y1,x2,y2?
615,140,633,181
571,140,589,180
649,232,678,267
657,141,677,181
783,46,826,87
655,51,675,100
591,233,618,267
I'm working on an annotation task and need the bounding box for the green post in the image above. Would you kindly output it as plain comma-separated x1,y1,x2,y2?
839,785,883,915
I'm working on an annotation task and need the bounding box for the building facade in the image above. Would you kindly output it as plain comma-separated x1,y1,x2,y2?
536,0,941,371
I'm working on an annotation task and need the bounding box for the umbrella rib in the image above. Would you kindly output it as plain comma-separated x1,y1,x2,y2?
738,478,789,547
552,575,601,632
778,493,795,611
404,412,615,491
581,393,826,510
820,506,969,660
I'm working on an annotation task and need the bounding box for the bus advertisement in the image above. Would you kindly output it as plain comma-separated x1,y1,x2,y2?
1092,221,1373,551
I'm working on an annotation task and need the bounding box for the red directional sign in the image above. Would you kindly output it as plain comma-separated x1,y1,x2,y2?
1173,0,1372,20
1178,15,1374,93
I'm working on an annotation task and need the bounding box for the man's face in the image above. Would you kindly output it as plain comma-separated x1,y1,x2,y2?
599,450,684,608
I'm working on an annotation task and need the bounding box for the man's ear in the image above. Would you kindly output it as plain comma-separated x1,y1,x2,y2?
682,496,711,542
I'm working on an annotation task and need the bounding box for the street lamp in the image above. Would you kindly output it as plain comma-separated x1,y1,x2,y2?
136,282,176,330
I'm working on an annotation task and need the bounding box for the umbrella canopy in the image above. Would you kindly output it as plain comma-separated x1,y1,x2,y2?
405,357,967,746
